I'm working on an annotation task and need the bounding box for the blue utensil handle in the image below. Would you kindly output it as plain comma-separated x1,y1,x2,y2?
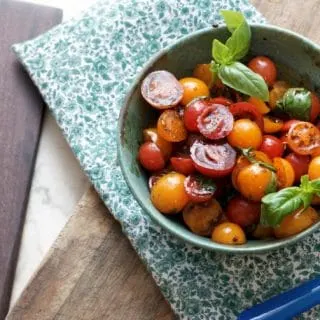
237,277,320,320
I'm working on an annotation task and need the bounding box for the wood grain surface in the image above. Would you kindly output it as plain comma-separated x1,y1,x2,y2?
0,1,62,319
6,0,320,319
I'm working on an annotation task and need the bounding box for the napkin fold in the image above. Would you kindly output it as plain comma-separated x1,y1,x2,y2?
13,0,320,319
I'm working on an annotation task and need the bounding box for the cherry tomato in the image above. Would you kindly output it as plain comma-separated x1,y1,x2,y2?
237,163,274,202
308,156,320,180
192,64,213,87
248,56,277,86
229,102,264,131
310,93,320,123
274,207,319,238
226,195,261,227
312,147,320,158
170,156,195,176
210,96,233,106
184,174,216,203
179,77,210,106
259,135,284,159
285,153,310,183
263,116,284,133
247,97,270,114
183,199,222,236
151,172,189,214
157,110,187,142
211,222,246,245
148,170,170,189
138,142,165,172
269,81,290,109
190,141,236,178
273,157,295,189
143,128,172,160
197,104,234,140
227,119,263,149
252,225,274,239
141,70,183,109
287,121,320,155
281,120,301,133
184,98,209,132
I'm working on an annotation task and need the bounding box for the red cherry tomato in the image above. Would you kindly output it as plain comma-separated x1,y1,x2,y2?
170,156,195,175
141,70,183,109
226,195,261,227
285,153,310,183
184,174,215,203
281,120,301,133
248,56,277,86
138,142,165,171
183,98,208,132
310,93,320,123
229,102,264,131
210,96,233,106
197,104,234,140
190,141,236,178
259,135,284,159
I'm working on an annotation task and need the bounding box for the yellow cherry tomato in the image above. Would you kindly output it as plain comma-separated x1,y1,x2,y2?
248,97,270,114
212,222,246,245
273,157,295,189
263,116,284,133
252,224,274,239
192,64,213,87
274,207,319,238
308,156,320,180
227,119,263,149
151,172,189,214
179,77,210,106
183,199,222,236
269,81,290,109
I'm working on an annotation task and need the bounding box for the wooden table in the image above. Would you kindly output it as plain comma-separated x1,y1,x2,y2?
7,0,320,319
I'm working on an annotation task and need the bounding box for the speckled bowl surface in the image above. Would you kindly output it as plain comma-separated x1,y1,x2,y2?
118,24,320,253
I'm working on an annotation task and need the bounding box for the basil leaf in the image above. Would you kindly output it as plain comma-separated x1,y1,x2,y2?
218,62,269,101
276,88,312,121
310,178,320,194
212,39,233,65
220,10,244,32
265,172,277,195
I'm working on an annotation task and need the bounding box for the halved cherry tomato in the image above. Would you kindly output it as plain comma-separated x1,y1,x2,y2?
210,96,233,106
259,135,284,159
281,120,301,133
248,56,277,86
141,70,183,109
287,121,320,155
263,116,284,133
247,97,270,114
143,128,172,160
197,104,234,140
273,157,295,189
308,156,320,180
312,147,320,158
193,64,213,87
184,174,216,203
285,153,310,183
170,156,195,175
226,195,261,227
212,222,246,245
229,102,264,131
269,81,290,109
227,119,262,149
184,98,209,132
138,142,165,171
190,141,236,178
310,93,320,123
179,77,210,106
157,110,187,142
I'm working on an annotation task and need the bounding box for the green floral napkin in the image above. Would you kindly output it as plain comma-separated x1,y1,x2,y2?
13,0,320,319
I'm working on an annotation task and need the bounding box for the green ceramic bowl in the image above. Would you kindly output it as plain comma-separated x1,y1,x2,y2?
118,24,320,254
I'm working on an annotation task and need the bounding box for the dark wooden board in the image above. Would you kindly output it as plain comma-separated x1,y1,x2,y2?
0,1,62,318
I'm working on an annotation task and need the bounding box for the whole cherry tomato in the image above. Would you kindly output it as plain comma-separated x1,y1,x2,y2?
179,77,210,106
263,116,284,133
170,156,195,176
248,56,277,86
226,195,261,227
192,64,213,87
259,135,284,159
310,93,320,123
212,222,246,245
138,142,165,171
308,156,320,180
285,153,310,183
247,97,270,114
269,81,290,109
273,157,295,189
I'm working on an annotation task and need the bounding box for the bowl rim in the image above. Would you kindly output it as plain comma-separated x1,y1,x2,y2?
117,23,320,254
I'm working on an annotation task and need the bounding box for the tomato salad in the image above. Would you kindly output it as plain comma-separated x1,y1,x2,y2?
137,10,320,245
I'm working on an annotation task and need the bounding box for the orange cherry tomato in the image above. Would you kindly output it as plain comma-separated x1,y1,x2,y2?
157,110,187,142
310,93,320,123
312,147,320,158
151,172,189,214
274,207,319,238
269,81,290,109
308,156,320,180
212,222,246,245
248,56,277,86
247,97,270,114
263,116,284,133
252,225,274,239
179,77,210,106
273,157,295,189
143,127,172,160
227,119,262,149
192,64,213,87
287,121,320,155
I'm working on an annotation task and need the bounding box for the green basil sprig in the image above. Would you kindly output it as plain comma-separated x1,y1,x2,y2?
261,175,320,227
276,88,312,121
211,10,269,101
